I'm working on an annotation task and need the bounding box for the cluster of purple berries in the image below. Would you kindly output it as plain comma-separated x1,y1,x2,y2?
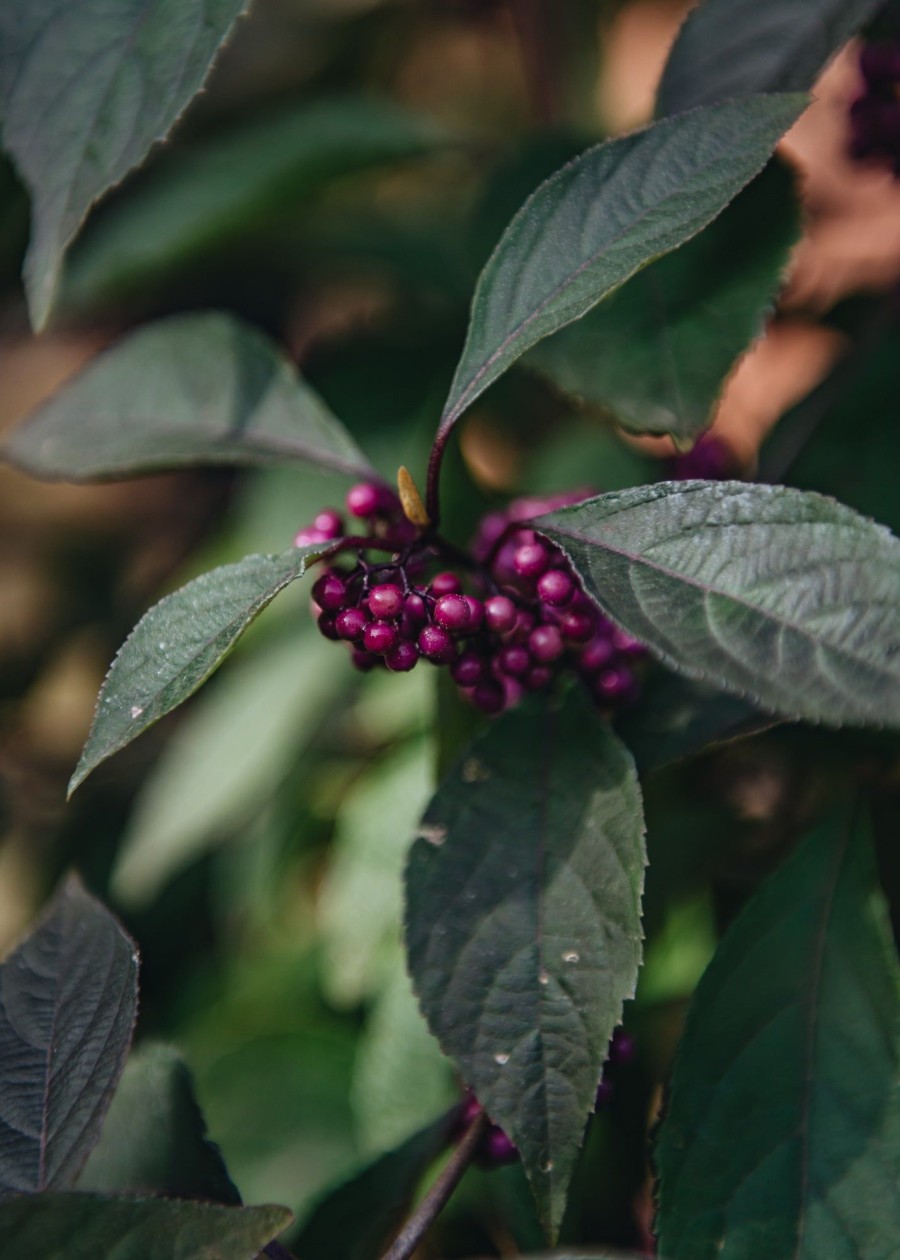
298,480,645,716
849,40,900,173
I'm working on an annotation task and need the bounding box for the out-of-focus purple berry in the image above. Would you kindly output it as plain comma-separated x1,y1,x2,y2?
367,584,404,619
558,607,595,643
335,607,369,642
463,596,484,630
513,541,550,578
312,572,348,611
451,651,485,687
537,569,574,606
610,1028,636,1066
364,620,398,654
418,624,456,663
671,433,737,481
529,624,564,663
595,664,635,701
346,482,382,518
523,665,553,691
386,640,418,672
484,595,517,633
472,679,505,714
293,526,331,547
580,635,615,673
595,1079,614,1110
482,1127,518,1166
611,628,647,658
317,611,341,641
497,644,531,677
431,571,463,597
434,593,472,631
313,509,344,539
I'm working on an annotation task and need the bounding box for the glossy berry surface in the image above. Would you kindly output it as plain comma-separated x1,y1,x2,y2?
367,584,403,619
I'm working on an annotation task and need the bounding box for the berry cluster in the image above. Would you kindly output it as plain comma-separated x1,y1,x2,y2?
298,480,645,716
849,40,900,173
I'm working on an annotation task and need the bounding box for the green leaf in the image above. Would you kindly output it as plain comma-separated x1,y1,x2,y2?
4,312,374,482
78,1043,240,1203
657,0,883,117
63,97,444,310
537,481,900,730
405,690,646,1239
528,160,799,440
655,801,900,1258
295,1111,454,1260
113,629,347,907
0,1194,291,1260
69,544,329,795
0,0,249,330
437,94,805,438
0,875,138,1197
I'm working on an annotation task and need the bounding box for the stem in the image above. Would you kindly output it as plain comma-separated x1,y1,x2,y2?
425,425,451,527
380,1111,489,1260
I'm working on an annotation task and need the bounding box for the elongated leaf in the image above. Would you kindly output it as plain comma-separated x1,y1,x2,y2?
295,1111,455,1260
4,313,374,482
655,802,900,1258
0,1194,291,1260
0,0,249,329
64,97,443,309
537,482,900,729
0,876,138,1197
437,94,804,440
78,1044,239,1203
528,160,799,440
405,690,646,1238
70,544,329,795
657,0,883,117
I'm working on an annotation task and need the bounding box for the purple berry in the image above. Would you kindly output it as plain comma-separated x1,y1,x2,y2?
610,1028,636,1066
497,644,531,677
351,648,381,672
451,651,485,687
434,593,472,631
463,596,484,630
579,635,615,673
293,526,331,547
367,584,404,619
537,569,574,607
528,624,564,663
482,1126,518,1166
513,541,550,578
364,620,398,654
335,607,369,642
558,608,595,643
404,592,428,623
595,664,634,701
484,595,517,633
523,665,553,691
317,611,341,641
472,679,505,714
386,640,418,672
418,624,457,664
346,482,383,518
312,572,348,611
313,508,344,539
611,628,646,658
431,571,462,597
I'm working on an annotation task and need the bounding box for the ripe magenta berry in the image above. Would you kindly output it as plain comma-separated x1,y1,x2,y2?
451,651,485,687
497,644,531,677
317,611,341,641
611,628,646,658
558,608,595,643
293,526,331,547
363,620,398,654
595,665,634,700
312,572,348,611
404,592,427,622
580,635,615,673
537,569,574,606
346,482,382,518
472,678,505,714
367,584,404,619
463,596,484,629
313,508,344,538
482,1127,518,1166
431,571,462,597
528,624,564,663
335,607,369,641
434,593,472,631
484,595,517,633
385,640,418,672
524,665,553,691
513,541,550,578
418,624,456,663
351,648,381,672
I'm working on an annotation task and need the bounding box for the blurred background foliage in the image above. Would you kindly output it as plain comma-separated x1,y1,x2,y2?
1,1,900,1255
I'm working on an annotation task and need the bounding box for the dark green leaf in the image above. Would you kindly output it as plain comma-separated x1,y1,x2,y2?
69,544,329,795
438,94,805,437
528,160,799,440
78,1043,240,1204
657,0,882,117
537,482,900,729
4,313,374,482
405,691,646,1239
294,1111,454,1260
0,1193,291,1260
655,802,900,1258
0,0,249,330
0,876,138,1197
63,97,443,310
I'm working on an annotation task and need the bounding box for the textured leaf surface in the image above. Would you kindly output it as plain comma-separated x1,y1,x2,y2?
70,545,328,794
437,94,804,437
64,97,442,309
0,0,248,329
295,1112,454,1260
538,482,900,729
4,313,373,482
0,876,138,1197
658,0,883,117
405,691,645,1238
529,161,798,439
78,1044,239,1203
655,803,900,1258
0,1194,291,1260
